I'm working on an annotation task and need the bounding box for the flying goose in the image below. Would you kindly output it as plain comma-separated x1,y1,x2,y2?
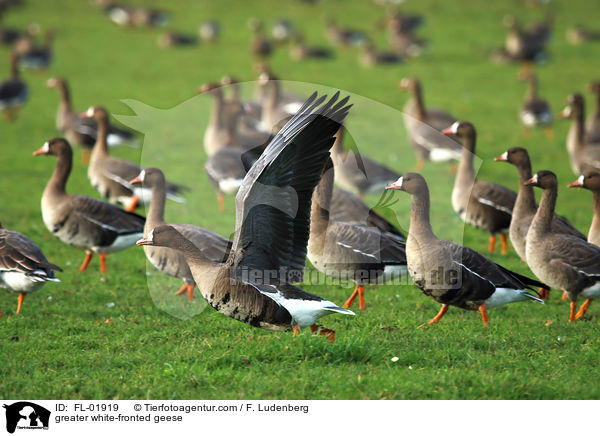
568,169,600,247
0,223,62,314
307,158,407,310
130,168,231,300
137,92,355,341
0,51,27,121
519,71,552,139
84,106,187,212
386,173,544,326
34,138,145,273
443,121,516,254
526,171,600,321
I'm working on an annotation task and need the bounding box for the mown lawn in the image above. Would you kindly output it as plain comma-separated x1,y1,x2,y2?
1,0,600,399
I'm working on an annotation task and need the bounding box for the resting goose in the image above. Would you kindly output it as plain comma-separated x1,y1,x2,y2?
157,31,197,48
559,94,600,175
526,171,600,321
137,92,355,341
0,52,27,121
34,138,145,273
399,77,461,170
0,223,62,314
106,4,168,28
568,169,600,247
271,19,294,44
443,121,516,254
330,126,401,197
85,106,187,212
46,77,137,162
386,173,544,326
586,81,600,143
130,168,230,300
307,159,407,310
519,71,552,139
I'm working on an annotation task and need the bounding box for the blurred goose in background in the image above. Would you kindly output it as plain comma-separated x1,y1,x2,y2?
0,51,27,121
220,75,263,132
386,173,544,326
308,158,407,311
18,28,53,70
198,20,219,43
443,121,516,254
503,14,551,63
105,3,169,28
399,77,461,171
324,16,367,47
249,18,273,59
157,30,197,48
0,8,23,45
586,81,600,143
0,223,62,315
130,168,231,301
34,138,145,273
359,40,403,67
330,126,401,198
568,169,600,247
271,19,294,43
559,93,600,175
566,25,600,45
519,71,553,138
84,106,187,212
383,8,424,35
138,92,355,342
47,77,137,163
526,171,600,321
289,34,333,61
257,72,305,132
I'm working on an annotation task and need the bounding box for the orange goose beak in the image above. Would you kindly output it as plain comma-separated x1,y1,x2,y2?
556,106,571,120
494,152,508,162
568,175,584,188
136,237,153,246
441,127,454,135
385,177,403,190
130,175,143,185
524,174,538,186
33,142,49,156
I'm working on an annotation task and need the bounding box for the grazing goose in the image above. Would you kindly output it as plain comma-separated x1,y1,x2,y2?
130,168,230,300
289,34,333,61
249,18,272,59
34,138,145,273
359,41,403,67
526,171,600,321
307,159,407,310
157,31,197,48
324,16,366,47
399,77,461,170
271,19,294,44
106,4,168,28
559,94,600,175
0,52,27,121
566,25,600,45
46,77,137,162
19,28,53,71
503,15,550,63
85,106,187,212
586,81,600,143
386,173,544,326
138,91,355,341
443,121,516,254
330,126,401,197
568,169,600,247
0,223,62,314
198,20,219,43
519,71,552,139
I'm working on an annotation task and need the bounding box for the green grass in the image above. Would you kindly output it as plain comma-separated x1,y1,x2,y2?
1,0,600,399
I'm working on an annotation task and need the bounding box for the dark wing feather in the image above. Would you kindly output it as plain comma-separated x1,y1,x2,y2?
173,224,231,263
0,229,62,274
71,194,145,236
473,181,516,215
230,92,351,282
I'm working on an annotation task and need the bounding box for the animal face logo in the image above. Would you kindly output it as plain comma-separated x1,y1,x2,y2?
3,402,50,433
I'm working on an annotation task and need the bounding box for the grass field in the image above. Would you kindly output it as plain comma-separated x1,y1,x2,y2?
2,0,600,400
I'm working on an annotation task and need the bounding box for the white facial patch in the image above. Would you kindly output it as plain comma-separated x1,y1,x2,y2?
449,121,460,134
86,107,94,117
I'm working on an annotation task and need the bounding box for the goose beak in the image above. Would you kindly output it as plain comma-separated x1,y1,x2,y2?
568,175,584,188
136,237,153,246
557,106,571,120
524,175,538,186
441,127,454,135
130,175,142,185
386,177,403,190
33,142,49,156
494,151,508,162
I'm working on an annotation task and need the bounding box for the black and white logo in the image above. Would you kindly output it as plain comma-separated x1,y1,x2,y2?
3,402,50,434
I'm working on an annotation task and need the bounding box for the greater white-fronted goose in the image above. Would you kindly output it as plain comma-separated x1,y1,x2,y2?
46,77,137,162
503,15,550,63
443,121,516,254
257,72,305,132
205,146,249,211
586,81,600,143
519,71,552,139
199,20,219,43
566,25,600,45
34,138,145,273
106,4,168,28
289,34,333,61
130,168,230,300
0,223,62,314
526,170,600,321
157,31,197,48
324,16,366,47
307,158,407,310
220,75,263,132
85,106,187,212
386,173,544,326
559,93,600,175
399,77,461,171
330,126,401,198
359,41,403,67
248,18,272,59
19,28,53,71
0,51,27,121
137,92,355,341
568,169,600,247
271,19,294,44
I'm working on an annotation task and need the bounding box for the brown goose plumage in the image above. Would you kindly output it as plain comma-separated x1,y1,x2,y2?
444,121,516,254
137,92,354,341
386,173,544,326
526,170,600,321
0,224,62,314
0,51,27,121
85,106,187,212
519,71,552,138
130,168,230,301
568,170,600,247
34,138,145,273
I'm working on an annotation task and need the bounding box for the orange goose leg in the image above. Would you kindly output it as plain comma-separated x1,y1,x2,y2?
125,195,140,212
448,162,457,175
292,324,301,339
217,193,225,211
81,149,91,165
479,304,489,326
99,253,107,273
310,324,335,342
16,293,24,314
500,234,508,255
488,235,497,253
562,292,568,301
416,158,425,172
545,126,554,140
425,304,448,326
175,283,188,296
343,285,365,310
568,301,577,322
575,299,592,320
538,287,550,300
186,284,195,301
79,252,94,272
